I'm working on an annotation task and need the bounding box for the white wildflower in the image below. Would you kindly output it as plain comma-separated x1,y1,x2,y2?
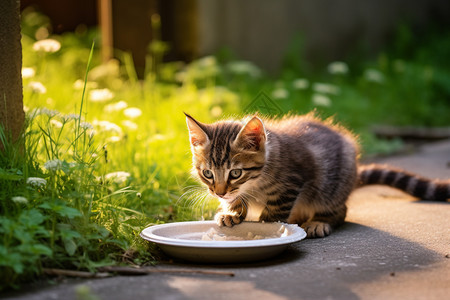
73,80,84,90
73,79,98,90
364,69,384,83
50,119,63,128
22,67,36,79
88,59,120,80
12,196,28,204
32,38,61,53
79,122,94,130
92,120,122,134
104,101,128,113
226,61,262,78
28,81,47,94
61,114,79,122
44,159,63,171
123,107,142,119
197,56,217,68
40,108,59,117
89,88,114,102
107,136,122,143
104,171,131,184
312,83,340,95
327,61,349,75
292,78,310,90
27,177,47,187
148,134,167,143
43,109,59,117
121,120,138,131
312,94,332,107
271,88,289,99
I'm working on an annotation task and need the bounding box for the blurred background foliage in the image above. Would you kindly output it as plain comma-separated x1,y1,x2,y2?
1,2,449,290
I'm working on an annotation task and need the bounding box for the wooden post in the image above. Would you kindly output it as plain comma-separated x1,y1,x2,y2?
98,0,113,63
0,0,25,147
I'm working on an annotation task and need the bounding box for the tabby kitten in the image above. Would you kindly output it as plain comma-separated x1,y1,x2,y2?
185,113,450,238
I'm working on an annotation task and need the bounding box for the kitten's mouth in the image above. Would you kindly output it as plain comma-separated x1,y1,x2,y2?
217,194,237,203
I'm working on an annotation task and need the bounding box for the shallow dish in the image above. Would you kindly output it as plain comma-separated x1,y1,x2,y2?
140,221,306,263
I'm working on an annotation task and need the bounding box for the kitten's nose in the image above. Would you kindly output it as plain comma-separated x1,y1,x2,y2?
215,184,227,197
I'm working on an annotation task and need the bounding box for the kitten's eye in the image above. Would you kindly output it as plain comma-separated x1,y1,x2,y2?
229,169,242,179
203,169,213,179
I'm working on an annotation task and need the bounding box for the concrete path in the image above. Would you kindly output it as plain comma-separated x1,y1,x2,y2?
4,140,450,300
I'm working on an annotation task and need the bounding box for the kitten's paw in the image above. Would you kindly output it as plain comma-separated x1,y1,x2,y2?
215,212,242,227
301,221,331,238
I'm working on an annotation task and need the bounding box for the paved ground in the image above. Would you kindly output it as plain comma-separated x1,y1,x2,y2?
4,140,450,300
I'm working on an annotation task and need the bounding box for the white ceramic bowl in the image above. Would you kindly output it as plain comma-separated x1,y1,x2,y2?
140,221,306,263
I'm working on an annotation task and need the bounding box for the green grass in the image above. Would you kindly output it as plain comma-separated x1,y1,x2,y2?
1,11,450,290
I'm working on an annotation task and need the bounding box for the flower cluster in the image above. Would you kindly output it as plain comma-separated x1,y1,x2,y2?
22,67,36,79
89,88,114,102
104,101,128,113
61,114,79,122
79,122,94,130
44,159,63,171
312,94,332,107
29,108,59,117
313,83,340,95
327,61,349,75
27,177,47,188
32,39,61,53
226,61,262,78
272,88,289,99
104,171,131,184
292,78,309,90
123,107,142,119
12,196,29,205
364,69,384,83
28,81,47,94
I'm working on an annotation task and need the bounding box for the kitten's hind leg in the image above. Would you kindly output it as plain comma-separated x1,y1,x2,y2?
301,205,347,238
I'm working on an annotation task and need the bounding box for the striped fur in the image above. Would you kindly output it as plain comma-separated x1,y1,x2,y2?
358,164,450,201
185,113,449,238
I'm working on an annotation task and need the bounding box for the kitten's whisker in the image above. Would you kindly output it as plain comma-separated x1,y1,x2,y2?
177,187,209,209
177,187,205,205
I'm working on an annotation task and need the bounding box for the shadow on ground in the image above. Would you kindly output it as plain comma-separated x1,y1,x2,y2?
141,221,443,300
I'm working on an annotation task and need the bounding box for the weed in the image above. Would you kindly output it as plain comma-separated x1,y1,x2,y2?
1,10,449,290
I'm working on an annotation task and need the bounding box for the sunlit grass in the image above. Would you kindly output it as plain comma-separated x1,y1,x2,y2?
1,10,449,290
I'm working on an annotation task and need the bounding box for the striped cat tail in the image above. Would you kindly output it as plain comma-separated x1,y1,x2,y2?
358,164,450,201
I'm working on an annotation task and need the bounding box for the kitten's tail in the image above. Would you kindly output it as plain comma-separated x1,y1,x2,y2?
357,164,450,201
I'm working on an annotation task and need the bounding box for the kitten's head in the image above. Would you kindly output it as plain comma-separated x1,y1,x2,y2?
185,113,266,203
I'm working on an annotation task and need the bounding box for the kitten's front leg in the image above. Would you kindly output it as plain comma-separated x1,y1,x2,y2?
215,211,244,227
215,201,247,227
300,204,347,238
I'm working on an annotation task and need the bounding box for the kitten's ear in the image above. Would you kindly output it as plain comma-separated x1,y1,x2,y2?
234,116,266,151
185,113,209,147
